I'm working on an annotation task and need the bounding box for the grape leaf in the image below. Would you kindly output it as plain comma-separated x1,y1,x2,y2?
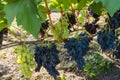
38,5,47,22
91,2,103,15
0,1,7,31
35,0,42,4
77,0,93,10
0,3,4,10
52,18,69,42
95,0,120,16
78,10,85,24
5,0,42,38
70,0,78,4
50,0,60,10
95,0,102,3
0,18,7,31
4,0,20,3
59,0,70,10
50,0,70,10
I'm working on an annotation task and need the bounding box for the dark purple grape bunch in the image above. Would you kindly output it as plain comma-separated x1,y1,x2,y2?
83,22,99,34
34,43,60,79
97,26,118,52
67,13,77,26
64,12,77,32
109,9,120,29
39,20,49,40
64,33,90,70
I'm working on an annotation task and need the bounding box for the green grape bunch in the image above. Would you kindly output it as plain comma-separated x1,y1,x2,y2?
15,46,36,78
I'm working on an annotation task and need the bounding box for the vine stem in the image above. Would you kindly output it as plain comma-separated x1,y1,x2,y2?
97,51,120,68
44,0,54,28
67,0,92,37
97,51,114,62
44,0,63,42
8,28,22,42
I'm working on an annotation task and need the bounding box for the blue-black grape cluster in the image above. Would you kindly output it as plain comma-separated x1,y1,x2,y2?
0,28,8,48
34,43,60,79
83,22,99,34
39,20,49,38
109,9,120,29
65,13,77,32
67,13,76,26
97,26,118,52
64,33,90,69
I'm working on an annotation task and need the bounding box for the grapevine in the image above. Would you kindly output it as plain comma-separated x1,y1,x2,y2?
0,0,120,79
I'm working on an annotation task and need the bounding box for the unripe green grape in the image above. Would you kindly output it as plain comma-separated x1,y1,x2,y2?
21,57,26,63
30,61,36,68
27,54,31,59
23,53,27,57
15,46,37,78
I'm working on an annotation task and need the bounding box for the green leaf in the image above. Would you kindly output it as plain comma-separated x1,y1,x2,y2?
95,0,102,3
50,0,70,10
52,17,69,42
0,18,7,31
95,0,120,16
0,3,4,10
77,0,93,10
70,0,78,4
50,0,60,10
90,73,96,78
59,0,70,10
4,0,20,3
0,1,7,31
5,0,42,38
38,5,47,21
35,0,42,4
91,2,103,15
78,10,85,23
